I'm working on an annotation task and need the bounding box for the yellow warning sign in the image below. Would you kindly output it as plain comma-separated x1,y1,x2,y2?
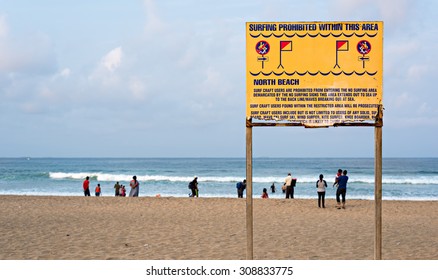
246,22,383,127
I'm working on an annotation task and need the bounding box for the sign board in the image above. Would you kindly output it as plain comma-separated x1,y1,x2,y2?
246,21,383,127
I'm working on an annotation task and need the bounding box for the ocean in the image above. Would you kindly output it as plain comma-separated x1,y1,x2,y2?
0,158,437,200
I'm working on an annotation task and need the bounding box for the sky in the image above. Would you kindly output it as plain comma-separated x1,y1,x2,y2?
0,0,437,158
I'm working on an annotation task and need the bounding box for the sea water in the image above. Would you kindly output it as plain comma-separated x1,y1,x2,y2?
0,158,437,200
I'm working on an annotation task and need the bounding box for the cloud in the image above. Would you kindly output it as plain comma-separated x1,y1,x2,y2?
102,47,123,72
88,47,123,87
51,68,71,81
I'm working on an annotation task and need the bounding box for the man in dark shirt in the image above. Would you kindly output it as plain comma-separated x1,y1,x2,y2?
336,170,348,209
236,179,246,198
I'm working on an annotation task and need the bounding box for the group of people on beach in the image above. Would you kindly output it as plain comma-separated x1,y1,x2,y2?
82,176,140,197
236,169,349,209
113,181,127,197
82,170,349,207
312,168,349,209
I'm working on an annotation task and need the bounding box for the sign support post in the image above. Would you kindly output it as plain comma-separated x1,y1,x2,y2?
374,105,383,260
245,119,253,260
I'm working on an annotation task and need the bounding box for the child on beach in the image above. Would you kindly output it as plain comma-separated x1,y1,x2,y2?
333,169,342,188
95,184,101,196
120,185,126,197
261,188,269,199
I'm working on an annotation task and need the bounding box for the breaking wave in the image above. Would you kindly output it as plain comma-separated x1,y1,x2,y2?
49,172,438,185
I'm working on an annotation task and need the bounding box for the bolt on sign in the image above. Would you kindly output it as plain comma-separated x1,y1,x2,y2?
246,21,383,127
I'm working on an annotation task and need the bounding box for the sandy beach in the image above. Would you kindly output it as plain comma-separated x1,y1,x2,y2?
0,195,436,260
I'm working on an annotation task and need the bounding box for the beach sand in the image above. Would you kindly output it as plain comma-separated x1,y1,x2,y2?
0,195,436,260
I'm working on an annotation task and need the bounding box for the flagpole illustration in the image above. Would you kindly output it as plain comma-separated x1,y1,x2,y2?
278,41,292,69
334,40,349,69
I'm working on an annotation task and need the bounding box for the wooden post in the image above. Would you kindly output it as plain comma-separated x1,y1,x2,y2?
246,118,253,260
374,105,383,260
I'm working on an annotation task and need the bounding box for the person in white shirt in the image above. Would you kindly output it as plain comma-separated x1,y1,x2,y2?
285,173,293,199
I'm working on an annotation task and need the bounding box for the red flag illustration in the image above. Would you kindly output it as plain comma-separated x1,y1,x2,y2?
280,41,292,51
336,40,349,51
278,41,292,69
334,40,349,68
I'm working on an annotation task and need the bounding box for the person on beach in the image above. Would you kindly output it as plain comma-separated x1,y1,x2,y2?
270,183,276,193
95,184,101,197
261,188,269,199
114,181,121,196
336,170,349,209
333,169,342,188
83,176,91,196
120,185,126,197
285,173,294,199
189,176,199,197
236,179,246,198
316,174,327,208
129,176,139,197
